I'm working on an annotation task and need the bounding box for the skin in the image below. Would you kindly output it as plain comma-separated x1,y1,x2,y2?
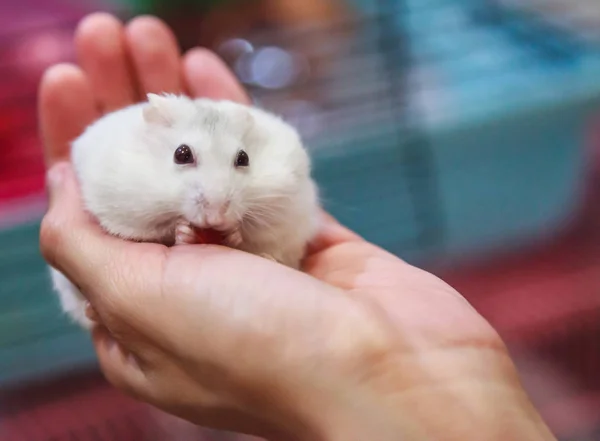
38,12,558,441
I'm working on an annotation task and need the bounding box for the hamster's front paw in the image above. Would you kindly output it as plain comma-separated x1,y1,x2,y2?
224,228,243,248
175,222,199,245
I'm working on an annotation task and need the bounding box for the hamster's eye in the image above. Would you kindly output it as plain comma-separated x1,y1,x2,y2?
174,144,194,165
235,150,249,168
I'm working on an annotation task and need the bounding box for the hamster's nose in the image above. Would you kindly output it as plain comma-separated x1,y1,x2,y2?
205,212,225,229
198,198,231,229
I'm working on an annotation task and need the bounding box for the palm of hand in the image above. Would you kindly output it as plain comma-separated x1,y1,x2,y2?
305,238,501,353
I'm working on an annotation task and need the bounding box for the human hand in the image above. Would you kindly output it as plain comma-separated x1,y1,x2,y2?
39,13,556,441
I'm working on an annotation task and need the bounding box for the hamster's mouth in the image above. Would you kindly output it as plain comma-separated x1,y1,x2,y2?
191,227,228,245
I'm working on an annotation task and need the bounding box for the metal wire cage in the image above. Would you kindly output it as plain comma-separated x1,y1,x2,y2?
215,0,600,262
0,1,599,439
216,5,446,259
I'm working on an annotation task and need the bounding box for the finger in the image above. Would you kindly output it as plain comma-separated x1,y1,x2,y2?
75,12,139,112
40,162,165,312
41,161,120,274
38,64,99,166
305,210,363,255
91,325,150,401
183,48,250,103
125,16,183,96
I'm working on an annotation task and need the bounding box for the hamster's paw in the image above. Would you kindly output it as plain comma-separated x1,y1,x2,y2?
50,267,94,330
225,228,243,248
175,222,198,245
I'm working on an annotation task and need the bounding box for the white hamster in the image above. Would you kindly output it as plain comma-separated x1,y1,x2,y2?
50,93,321,329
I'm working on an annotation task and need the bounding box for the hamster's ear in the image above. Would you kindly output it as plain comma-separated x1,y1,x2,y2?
143,93,174,126
230,106,255,137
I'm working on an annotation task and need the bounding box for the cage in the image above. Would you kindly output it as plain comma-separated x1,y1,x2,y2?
0,0,599,439
219,0,600,264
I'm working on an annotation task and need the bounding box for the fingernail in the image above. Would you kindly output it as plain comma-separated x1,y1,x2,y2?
85,302,100,322
127,353,141,370
47,162,68,188
48,162,65,185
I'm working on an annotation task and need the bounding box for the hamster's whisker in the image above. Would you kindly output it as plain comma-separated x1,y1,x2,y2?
242,214,272,229
241,215,280,240
246,192,294,200
246,197,292,207
245,206,284,220
247,200,291,208
244,210,276,222
247,205,289,215
245,206,287,220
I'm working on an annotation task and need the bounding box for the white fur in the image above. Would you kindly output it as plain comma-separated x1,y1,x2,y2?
50,94,321,329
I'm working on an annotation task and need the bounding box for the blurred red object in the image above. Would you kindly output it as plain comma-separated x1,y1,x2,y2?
0,1,110,213
9,28,75,82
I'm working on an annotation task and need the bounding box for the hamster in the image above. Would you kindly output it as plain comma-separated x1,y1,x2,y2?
49,93,321,329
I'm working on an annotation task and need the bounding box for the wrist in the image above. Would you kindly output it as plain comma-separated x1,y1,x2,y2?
295,347,557,441
309,385,556,441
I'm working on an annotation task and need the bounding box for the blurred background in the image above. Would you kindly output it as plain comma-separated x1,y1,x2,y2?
0,0,599,439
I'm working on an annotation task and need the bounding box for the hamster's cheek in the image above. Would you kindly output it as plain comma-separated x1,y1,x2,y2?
172,175,195,202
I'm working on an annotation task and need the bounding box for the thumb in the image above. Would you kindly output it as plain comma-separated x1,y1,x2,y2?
40,162,125,292
45,162,91,225
41,161,95,272
306,211,364,255
45,161,69,211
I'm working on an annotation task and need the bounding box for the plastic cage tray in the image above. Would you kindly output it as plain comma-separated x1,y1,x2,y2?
2,0,600,386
